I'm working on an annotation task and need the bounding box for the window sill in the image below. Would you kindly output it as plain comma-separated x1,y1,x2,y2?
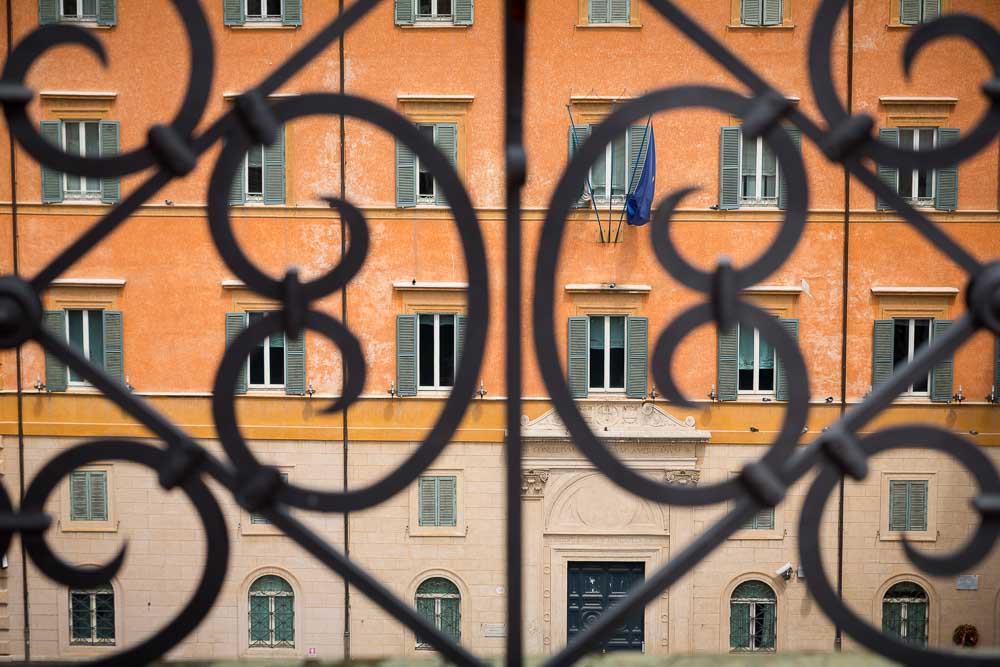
886,23,917,30
729,529,783,541
51,200,109,206
880,530,936,542
242,524,286,536
229,23,299,30
57,20,111,30
409,525,467,538
416,389,454,398
400,23,470,29
575,23,642,29
62,521,117,533
726,23,795,30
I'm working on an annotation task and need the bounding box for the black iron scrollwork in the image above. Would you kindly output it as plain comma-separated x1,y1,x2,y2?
0,0,997,665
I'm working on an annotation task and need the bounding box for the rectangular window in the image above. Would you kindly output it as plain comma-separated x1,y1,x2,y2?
417,0,452,20
589,134,628,203
62,0,98,20
246,145,264,200
246,0,282,20
898,128,936,204
418,476,457,526
888,480,928,531
66,309,104,383
417,313,455,390
416,124,437,203
740,134,778,206
70,470,108,521
737,325,774,394
588,315,626,391
70,588,115,645
250,472,289,524
742,507,775,530
63,121,102,199
588,0,630,24
247,312,285,388
892,318,932,394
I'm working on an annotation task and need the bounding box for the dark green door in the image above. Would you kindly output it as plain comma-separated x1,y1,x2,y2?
567,562,645,651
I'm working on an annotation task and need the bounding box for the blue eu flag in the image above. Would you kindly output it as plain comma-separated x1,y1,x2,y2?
626,127,655,226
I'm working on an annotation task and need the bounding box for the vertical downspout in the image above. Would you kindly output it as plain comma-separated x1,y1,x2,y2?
4,0,30,660
338,0,351,660
834,0,856,652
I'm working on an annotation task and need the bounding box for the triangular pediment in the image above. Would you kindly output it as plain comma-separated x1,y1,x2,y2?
520,402,710,441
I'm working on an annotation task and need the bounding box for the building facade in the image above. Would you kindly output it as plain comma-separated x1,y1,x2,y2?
1,0,999,660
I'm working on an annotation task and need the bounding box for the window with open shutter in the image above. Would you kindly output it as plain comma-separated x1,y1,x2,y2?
568,317,589,399
717,326,739,401
719,126,741,210
225,312,248,394
625,317,648,399
568,124,592,206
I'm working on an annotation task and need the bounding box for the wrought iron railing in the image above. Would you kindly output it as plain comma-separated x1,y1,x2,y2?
0,1,998,665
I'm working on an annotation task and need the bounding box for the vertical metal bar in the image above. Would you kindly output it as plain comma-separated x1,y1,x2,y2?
504,1,527,666
338,0,351,653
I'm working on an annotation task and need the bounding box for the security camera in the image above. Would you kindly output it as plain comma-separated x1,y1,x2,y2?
776,563,793,581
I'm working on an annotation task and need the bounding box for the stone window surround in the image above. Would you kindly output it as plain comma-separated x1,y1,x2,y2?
878,471,937,542
408,468,467,537
60,463,117,533
720,573,786,653
238,567,302,658
404,569,471,655
872,574,940,648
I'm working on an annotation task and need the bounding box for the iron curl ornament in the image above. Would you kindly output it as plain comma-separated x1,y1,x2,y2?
0,0,995,665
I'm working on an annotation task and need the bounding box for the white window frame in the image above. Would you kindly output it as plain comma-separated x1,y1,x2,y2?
61,0,98,21
65,308,101,386
740,134,779,206
69,586,115,646
62,121,101,200
415,124,437,205
415,584,461,648
245,0,283,21
898,127,936,206
415,0,453,21
417,313,457,391
246,312,285,389
731,596,776,652
737,325,775,395
245,145,265,202
895,317,932,396
588,314,627,393
588,133,629,205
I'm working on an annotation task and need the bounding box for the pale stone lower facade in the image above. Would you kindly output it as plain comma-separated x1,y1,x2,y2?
1,402,998,660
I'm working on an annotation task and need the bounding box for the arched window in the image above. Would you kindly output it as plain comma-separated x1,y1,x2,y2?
730,580,776,652
882,581,928,647
248,575,295,648
415,577,461,646
70,585,115,645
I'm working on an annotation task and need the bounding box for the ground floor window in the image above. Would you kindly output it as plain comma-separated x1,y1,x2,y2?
70,586,115,645
415,577,461,646
730,580,776,652
882,581,928,647
249,575,295,648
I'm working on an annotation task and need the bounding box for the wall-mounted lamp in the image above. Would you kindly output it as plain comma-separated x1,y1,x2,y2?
477,381,487,399
306,383,316,397
388,382,397,398
953,385,965,404
708,384,718,401
34,376,46,392
749,426,760,433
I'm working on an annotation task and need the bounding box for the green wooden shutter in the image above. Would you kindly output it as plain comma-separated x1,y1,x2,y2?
285,330,306,395
40,121,64,203
719,126,741,210
921,0,940,22
224,0,245,25
395,0,414,25
438,476,457,526
263,126,285,205
888,480,908,530
774,318,798,401
589,0,609,24
43,310,68,391
900,0,921,24
251,472,288,523
441,596,461,642
994,337,999,399
930,319,954,403
396,138,417,208
756,507,775,529
877,128,899,210
609,0,629,23
909,480,928,530
454,0,473,25
102,310,123,385
396,314,417,397
741,0,761,25
730,603,749,649
872,320,895,389
97,0,116,26
229,154,246,205
99,121,120,203
717,326,738,401
89,471,108,521
568,317,589,399
569,124,591,205
762,0,782,25
625,317,648,399
934,128,959,211
627,125,650,194
70,471,90,520
434,123,457,207
778,126,801,210
225,312,248,394
39,0,59,24
455,314,467,369
418,477,438,526
282,0,302,25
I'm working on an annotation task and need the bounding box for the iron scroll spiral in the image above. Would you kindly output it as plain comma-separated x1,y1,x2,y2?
0,0,997,665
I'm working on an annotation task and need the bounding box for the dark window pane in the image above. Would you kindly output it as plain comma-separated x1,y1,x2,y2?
913,319,930,350
249,346,265,385
94,593,115,639
419,314,434,386
900,170,914,198
88,310,104,369
893,320,909,370
439,315,454,387
68,310,84,382
759,368,774,391
248,0,262,16
64,123,82,192
269,345,284,385
913,374,929,393
267,0,281,16
609,347,625,388
418,0,432,14
916,168,932,198
438,0,452,15
63,0,78,16
83,0,96,15
739,369,754,391
70,593,91,639
84,123,101,192
248,166,263,195
589,349,604,389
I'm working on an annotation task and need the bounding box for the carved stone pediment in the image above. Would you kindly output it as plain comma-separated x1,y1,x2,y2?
520,402,710,443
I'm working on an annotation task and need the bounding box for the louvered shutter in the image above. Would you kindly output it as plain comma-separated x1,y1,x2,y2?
569,124,591,205
224,0,245,25
39,0,59,24
285,331,306,395
900,0,921,24
934,128,958,211
872,320,894,389
611,133,626,196
454,0,473,25
43,310,68,391
97,0,116,26
225,313,248,394
99,121,120,203
909,480,928,530
102,311,123,385
396,138,417,208
455,314,467,369
40,121,64,203
719,126,741,210
263,126,285,205
229,154,246,205
756,507,774,529
568,317,589,399
434,123,457,207
589,0,609,24
395,0,414,25
396,314,418,397
921,0,940,22
252,472,288,524
741,0,761,25
877,128,899,210
70,471,90,520
774,318,798,401
438,476,456,526
626,124,650,195
418,477,437,525
625,317,648,399
762,0,782,25
994,337,999,400
730,603,749,649
930,319,953,403
89,471,108,521
717,326,738,401
282,0,302,25
777,126,801,210
609,0,629,24
888,480,908,530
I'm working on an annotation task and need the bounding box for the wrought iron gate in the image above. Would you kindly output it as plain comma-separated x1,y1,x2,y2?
1,0,999,665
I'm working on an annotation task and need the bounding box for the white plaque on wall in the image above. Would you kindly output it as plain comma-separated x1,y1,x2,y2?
484,624,506,637
956,575,979,590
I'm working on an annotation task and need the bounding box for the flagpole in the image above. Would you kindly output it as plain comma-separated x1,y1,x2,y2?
613,114,652,243
565,105,605,244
